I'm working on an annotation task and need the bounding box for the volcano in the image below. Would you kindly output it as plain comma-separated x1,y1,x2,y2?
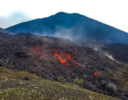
0,27,13,34
0,33,128,99
6,12,128,44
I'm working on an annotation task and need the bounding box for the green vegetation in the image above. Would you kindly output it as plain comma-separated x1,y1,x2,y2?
83,75,86,78
0,67,122,100
57,76,64,81
73,77,83,85
2,60,8,68
67,76,70,80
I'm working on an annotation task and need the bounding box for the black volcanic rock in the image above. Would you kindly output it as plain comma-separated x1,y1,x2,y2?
0,33,128,99
102,43,128,63
6,12,128,44
106,82,117,95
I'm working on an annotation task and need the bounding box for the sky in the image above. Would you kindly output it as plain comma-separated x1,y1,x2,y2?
0,0,128,32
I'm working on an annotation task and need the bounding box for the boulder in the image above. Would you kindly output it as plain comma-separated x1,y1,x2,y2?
106,82,117,94
100,80,107,90
23,76,30,81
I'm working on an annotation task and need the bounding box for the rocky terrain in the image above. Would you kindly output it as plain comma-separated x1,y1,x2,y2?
74,39,128,64
0,32,128,99
0,67,121,100
102,43,128,64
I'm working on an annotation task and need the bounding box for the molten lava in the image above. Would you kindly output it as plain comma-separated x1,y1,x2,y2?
30,46,42,66
65,53,71,58
66,64,69,66
53,49,80,67
30,46,80,67
94,72,99,77
53,50,66,64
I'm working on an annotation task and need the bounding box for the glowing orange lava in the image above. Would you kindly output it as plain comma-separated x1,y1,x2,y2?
53,50,66,64
94,72,99,77
66,64,69,66
53,49,80,67
65,52,79,66
65,53,71,58
30,46,42,66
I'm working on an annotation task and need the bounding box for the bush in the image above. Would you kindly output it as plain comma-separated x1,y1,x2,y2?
57,76,64,81
2,61,8,68
67,77,70,80
83,75,86,78
73,78,83,85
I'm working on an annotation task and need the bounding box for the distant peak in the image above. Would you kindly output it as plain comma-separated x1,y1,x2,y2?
54,12,69,16
54,12,84,17
55,12,79,15
55,12,68,14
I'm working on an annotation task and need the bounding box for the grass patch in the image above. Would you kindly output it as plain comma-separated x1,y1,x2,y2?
57,76,64,81
73,78,83,85
0,67,122,100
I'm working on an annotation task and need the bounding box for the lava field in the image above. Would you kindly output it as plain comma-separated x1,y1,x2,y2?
0,32,128,99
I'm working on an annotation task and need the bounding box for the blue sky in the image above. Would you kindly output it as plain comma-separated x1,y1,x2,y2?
0,0,128,32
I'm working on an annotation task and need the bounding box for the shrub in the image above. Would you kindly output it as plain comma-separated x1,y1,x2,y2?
57,76,64,81
73,78,83,85
83,75,86,78
3,61,8,68
67,77,70,80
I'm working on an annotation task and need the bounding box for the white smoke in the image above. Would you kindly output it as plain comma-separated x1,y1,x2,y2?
104,52,115,61
54,28,73,40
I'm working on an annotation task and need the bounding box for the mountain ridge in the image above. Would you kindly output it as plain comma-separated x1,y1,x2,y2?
6,12,128,44
0,27,13,34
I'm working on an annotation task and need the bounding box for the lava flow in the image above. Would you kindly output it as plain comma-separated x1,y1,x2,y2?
30,46,42,66
53,49,80,67
65,52,79,66
65,53,71,58
53,50,66,64
94,72,99,77
53,50,70,67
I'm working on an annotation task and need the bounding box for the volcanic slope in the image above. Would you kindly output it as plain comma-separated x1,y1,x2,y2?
102,43,128,64
6,12,128,44
0,27,13,34
0,33,128,99
0,67,121,100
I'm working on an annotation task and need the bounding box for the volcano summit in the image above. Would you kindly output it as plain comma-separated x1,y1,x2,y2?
6,12,128,44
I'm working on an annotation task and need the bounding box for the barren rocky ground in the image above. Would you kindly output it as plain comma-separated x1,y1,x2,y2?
0,32,128,99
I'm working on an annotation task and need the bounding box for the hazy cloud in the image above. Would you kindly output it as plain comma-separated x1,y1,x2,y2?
0,11,32,28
